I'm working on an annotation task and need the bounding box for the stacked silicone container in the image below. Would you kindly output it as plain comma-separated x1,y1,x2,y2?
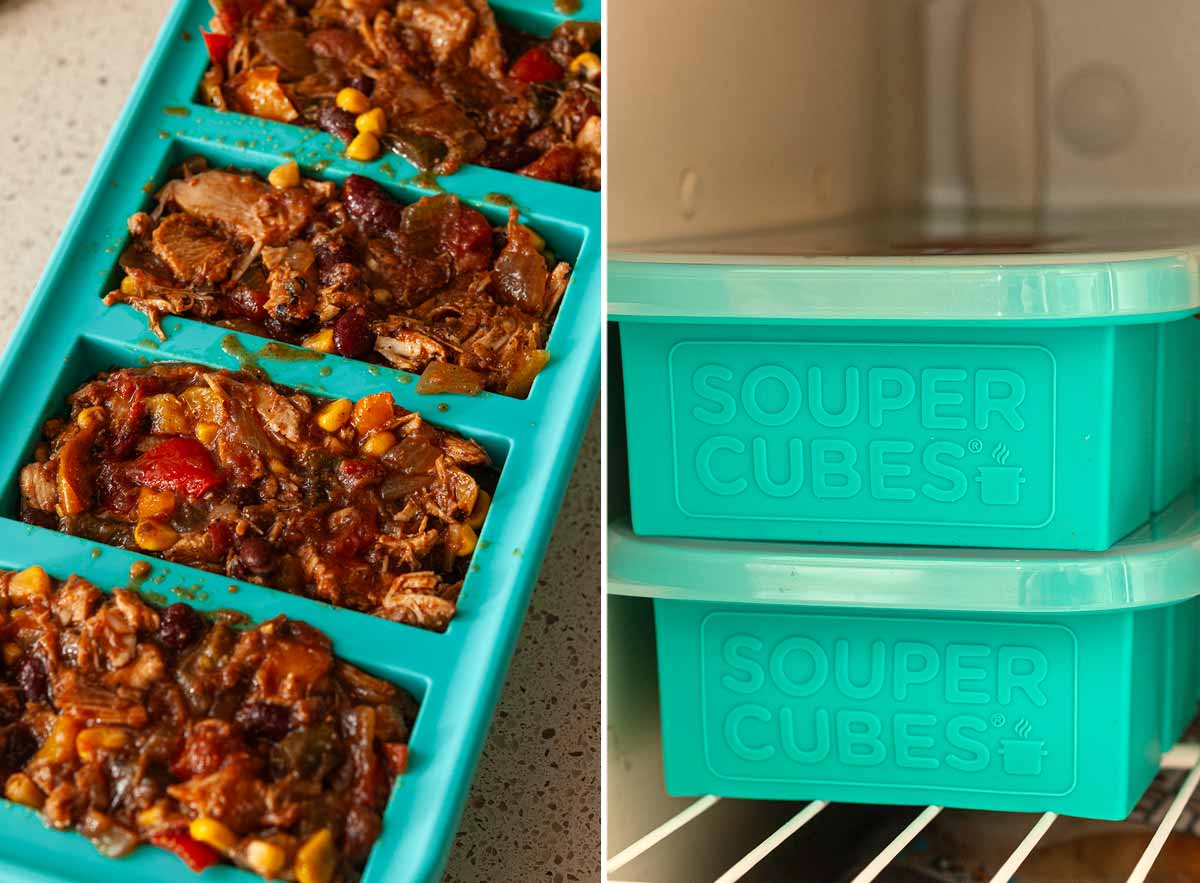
608,245,1200,819
611,253,1200,551
0,1,599,881
607,492,1200,819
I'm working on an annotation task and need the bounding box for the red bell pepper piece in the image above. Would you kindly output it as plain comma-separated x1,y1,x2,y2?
151,829,222,873
129,438,224,498
509,48,563,83
201,30,234,65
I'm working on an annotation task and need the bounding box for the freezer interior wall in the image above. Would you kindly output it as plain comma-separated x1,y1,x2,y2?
608,0,1200,249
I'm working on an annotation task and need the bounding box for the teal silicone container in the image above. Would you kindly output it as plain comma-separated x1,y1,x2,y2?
607,489,1200,820
0,1,598,881
610,254,1200,551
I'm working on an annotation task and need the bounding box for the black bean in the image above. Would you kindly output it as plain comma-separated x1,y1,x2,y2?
311,231,357,272
263,314,297,340
478,140,540,172
0,724,37,773
238,702,292,741
158,603,202,651
236,535,276,575
333,308,374,359
16,657,48,706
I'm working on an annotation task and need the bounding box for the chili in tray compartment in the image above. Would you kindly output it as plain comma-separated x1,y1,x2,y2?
104,158,571,397
200,0,601,189
0,565,415,881
18,363,494,631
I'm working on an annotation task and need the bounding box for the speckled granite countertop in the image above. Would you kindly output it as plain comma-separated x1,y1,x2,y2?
0,1,600,879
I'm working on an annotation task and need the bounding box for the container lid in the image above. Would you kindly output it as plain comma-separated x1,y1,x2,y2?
609,209,1200,323
607,487,1200,613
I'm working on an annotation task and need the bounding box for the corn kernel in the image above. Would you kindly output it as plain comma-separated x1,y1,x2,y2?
190,816,237,853
195,421,219,445
9,566,50,607
134,519,179,552
468,488,491,529
568,51,601,79
352,392,394,434
137,488,177,521
335,87,370,114
296,829,336,883
316,398,353,432
245,839,287,878
33,716,79,765
302,328,335,353
355,107,386,136
455,523,478,557
76,406,105,430
76,726,129,762
146,393,189,435
346,131,380,162
268,160,300,190
361,431,396,458
181,386,222,423
136,803,167,830
268,457,289,476
4,773,43,809
120,275,138,297
372,288,392,305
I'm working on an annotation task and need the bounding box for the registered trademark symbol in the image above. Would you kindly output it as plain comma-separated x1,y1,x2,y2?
991,713,1006,728
968,438,984,454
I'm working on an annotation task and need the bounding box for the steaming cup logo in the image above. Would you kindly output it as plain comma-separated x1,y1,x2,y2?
998,717,1046,776
976,441,1025,506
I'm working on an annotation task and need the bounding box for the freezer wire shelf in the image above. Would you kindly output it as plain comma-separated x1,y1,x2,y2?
605,742,1200,883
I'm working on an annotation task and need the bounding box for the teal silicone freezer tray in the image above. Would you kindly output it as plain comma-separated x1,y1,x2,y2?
610,253,1200,551
607,488,1200,820
0,0,599,880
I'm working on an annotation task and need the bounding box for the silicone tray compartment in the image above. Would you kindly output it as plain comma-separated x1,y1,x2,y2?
607,490,1200,820
610,256,1200,551
0,0,600,879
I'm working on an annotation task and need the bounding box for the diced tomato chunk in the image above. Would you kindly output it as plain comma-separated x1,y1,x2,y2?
509,48,563,83
329,505,378,559
208,519,233,557
151,828,222,873
202,30,234,64
129,438,224,498
211,0,244,31
450,205,494,271
384,742,409,776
